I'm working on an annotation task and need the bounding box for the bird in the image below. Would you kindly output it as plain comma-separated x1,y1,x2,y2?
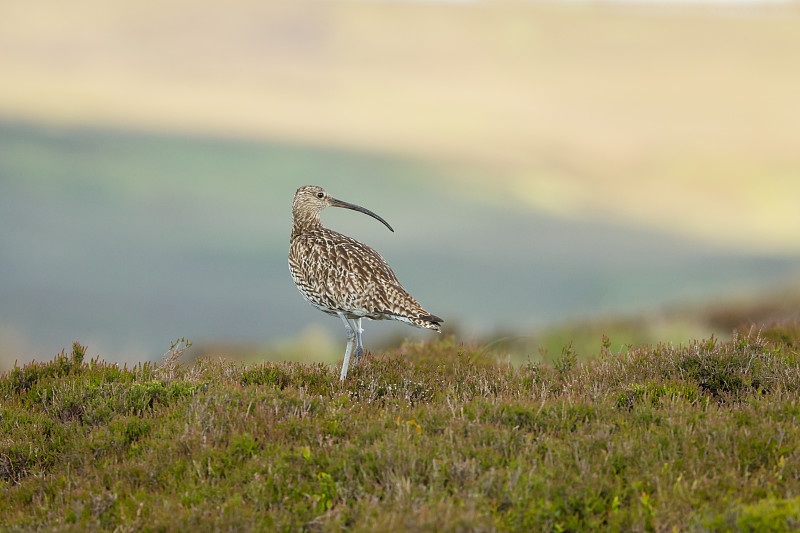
289,185,443,380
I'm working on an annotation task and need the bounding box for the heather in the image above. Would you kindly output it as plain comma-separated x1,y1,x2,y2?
3,324,800,532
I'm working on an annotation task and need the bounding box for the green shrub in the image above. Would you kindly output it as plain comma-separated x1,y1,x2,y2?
1,323,799,531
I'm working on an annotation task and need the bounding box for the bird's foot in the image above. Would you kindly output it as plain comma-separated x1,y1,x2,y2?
353,346,364,365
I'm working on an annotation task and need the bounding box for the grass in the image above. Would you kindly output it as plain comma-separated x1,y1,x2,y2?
2,324,800,531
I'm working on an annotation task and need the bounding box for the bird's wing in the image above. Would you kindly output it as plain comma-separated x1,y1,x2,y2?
290,229,434,320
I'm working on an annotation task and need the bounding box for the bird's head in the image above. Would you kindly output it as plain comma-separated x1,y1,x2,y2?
292,185,394,232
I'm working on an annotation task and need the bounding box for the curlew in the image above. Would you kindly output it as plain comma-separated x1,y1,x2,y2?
289,185,443,380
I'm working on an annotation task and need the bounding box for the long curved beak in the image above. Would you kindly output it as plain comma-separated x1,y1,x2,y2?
330,197,394,232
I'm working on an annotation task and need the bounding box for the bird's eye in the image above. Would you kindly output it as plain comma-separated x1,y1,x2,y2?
316,192,324,198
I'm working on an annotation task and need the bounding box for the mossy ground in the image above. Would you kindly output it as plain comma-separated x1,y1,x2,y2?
3,325,800,532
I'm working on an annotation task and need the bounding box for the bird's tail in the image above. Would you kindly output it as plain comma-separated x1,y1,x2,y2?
402,313,443,332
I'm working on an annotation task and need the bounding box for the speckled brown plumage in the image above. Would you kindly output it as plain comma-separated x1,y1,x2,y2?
289,185,442,331
288,185,442,380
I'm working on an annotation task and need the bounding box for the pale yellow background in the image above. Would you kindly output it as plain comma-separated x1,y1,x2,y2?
3,1,799,251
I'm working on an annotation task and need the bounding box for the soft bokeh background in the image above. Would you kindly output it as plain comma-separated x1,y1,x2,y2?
2,0,800,370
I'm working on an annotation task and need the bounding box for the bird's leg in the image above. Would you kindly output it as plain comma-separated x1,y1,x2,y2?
352,318,365,365
338,313,355,381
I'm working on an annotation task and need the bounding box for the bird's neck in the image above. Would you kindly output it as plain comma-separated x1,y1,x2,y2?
290,209,322,241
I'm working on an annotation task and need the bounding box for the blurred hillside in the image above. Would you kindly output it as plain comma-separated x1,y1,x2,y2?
1,1,799,368
8,120,799,371
2,1,799,249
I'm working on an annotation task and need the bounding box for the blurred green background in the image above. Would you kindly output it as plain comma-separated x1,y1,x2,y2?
2,1,799,369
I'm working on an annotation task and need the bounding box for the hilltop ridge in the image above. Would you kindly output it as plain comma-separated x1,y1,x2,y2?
3,323,800,531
